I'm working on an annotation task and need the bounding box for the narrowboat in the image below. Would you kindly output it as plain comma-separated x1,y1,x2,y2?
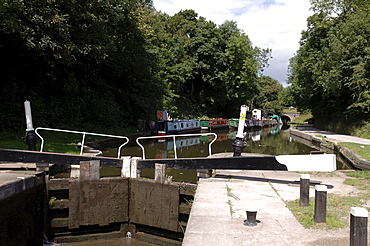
200,119,229,130
153,119,201,135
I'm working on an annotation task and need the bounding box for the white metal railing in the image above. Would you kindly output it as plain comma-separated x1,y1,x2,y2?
35,127,129,158
136,132,218,160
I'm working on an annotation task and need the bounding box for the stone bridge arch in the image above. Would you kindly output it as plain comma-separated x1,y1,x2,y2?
281,112,300,123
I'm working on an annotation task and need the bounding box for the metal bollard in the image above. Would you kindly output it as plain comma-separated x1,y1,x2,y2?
24,131,37,151
243,210,259,226
232,138,246,156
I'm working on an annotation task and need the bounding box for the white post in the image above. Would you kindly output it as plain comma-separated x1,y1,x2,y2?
121,156,131,178
130,157,141,178
236,105,248,139
24,100,34,131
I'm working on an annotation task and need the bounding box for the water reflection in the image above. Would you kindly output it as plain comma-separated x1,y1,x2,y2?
102,124,349,178
103,125,314,159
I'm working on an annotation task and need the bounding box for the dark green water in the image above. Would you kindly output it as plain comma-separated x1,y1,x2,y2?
104,126,312,159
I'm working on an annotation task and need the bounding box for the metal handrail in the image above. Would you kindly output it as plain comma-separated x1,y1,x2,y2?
35,127,129,158
136,132,218,160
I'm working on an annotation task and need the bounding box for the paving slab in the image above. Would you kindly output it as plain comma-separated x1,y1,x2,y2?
183,170,369,246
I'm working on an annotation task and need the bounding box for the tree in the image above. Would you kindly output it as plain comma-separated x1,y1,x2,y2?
253,76,283,115
0,0,163,131
287,0,370,122
139,10,271,118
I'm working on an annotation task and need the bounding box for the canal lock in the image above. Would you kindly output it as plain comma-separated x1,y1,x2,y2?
46,162,196,245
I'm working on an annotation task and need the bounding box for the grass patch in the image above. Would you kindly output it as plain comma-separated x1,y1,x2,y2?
287,194,365,229
291,112,313,124
227,199,235,216
0,131,84,154
0,128,139,155
352,121,370,139
287,170,370,229
338,142,370,161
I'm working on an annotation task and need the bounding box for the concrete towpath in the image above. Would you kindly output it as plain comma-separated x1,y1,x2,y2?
294,125,370,145
182,169,369,246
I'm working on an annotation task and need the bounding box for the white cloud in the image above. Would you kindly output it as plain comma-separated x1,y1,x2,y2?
152,0,312,86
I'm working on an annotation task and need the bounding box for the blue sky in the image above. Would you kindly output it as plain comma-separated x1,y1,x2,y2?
152,0,312,87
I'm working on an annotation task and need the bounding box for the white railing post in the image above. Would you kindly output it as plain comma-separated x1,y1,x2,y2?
80,132,86,156
173,135,177,159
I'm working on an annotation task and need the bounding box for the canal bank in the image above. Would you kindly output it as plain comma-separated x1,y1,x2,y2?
290,124,370,170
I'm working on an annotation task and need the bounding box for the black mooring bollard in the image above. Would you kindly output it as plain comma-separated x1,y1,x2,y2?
243,210,258,226
25,131,37,151
232,138,246,157
350,207,368,246
300,174,310,207
314,185,327,223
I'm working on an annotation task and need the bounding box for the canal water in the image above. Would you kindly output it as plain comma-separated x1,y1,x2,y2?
100,125,349,183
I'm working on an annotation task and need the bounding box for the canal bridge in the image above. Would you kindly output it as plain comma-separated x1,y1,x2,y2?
281,112,300,123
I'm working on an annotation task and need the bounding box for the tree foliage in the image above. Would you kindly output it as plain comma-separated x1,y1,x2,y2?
140,10,273,118
0,1,279,132
0,0,163,131
253,76,284,115
288,0,370,122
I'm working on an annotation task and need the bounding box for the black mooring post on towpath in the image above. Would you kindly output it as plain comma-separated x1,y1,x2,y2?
350,207,368,246
314,185,327,223
300,174,310,207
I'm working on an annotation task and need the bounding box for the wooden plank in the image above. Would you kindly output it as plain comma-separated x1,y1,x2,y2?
88,179,110,226
68,179,81,229
179,184,196,196
51,218,69,228
49,199,69,210
48,179,69,190
79,180,92,226
138,154,337,172
179,204,191,214
68,177,129,229
0,162,36,169
138,156,287,170
107,178,129,223
0,148,123,167
130,179,179,232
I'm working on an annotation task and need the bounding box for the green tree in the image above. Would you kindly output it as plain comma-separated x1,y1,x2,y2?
253,76,283,115
287,0,370,122
140,10,271,118
0,0,162,131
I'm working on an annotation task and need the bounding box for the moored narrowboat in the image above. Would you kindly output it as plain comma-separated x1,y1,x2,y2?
200,119,229,130
153,119,201,135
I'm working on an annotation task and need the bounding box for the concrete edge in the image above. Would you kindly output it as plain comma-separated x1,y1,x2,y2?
290,128,370,170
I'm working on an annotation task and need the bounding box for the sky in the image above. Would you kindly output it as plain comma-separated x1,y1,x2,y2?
152,0,313,87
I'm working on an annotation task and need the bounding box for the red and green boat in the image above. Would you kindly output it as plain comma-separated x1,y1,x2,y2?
200,119,229,130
